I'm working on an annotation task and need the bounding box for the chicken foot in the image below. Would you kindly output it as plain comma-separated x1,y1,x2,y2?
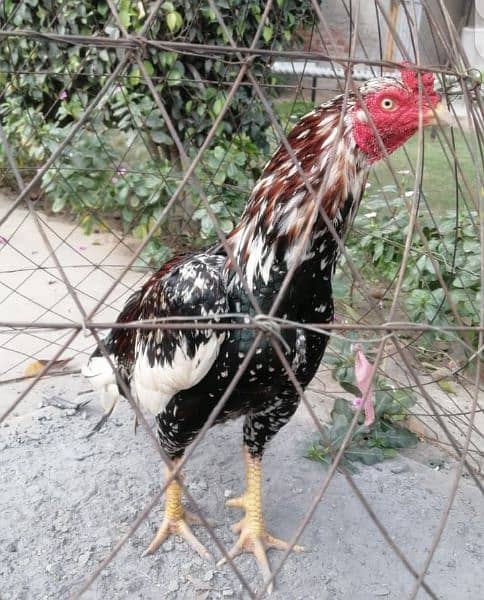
143,461,211,560
218,447,304,593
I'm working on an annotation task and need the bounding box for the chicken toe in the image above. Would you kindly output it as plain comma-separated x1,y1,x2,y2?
143,463,212,561
219,448,304,593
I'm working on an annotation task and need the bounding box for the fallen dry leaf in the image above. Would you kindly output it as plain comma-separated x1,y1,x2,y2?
24,358,73,377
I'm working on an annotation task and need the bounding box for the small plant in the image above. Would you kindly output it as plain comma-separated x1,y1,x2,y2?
308,337,418,471
0,95,64,183
337,191,480,349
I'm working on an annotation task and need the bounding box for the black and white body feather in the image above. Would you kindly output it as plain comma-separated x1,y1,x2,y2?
83,253,228,417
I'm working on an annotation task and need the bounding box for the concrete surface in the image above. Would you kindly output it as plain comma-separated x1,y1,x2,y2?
1,394,483,600
0,192,143,380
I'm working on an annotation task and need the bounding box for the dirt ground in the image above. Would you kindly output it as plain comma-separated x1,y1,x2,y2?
1,193,483,599
1,385,483,600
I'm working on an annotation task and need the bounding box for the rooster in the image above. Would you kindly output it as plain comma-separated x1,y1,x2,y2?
84,67,449,589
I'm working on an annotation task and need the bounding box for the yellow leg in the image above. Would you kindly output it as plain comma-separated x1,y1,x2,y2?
143,461,211,560
218,447,304,593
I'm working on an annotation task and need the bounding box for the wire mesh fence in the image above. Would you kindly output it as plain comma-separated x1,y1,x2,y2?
1,0,483,598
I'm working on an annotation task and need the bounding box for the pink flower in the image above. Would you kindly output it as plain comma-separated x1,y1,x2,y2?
351,343,375,426
59,90,68,100
111,166,126,184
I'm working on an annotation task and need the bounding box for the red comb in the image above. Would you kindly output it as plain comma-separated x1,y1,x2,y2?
400,63,440,105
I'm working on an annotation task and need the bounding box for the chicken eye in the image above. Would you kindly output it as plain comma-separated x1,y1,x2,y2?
381,98,396,111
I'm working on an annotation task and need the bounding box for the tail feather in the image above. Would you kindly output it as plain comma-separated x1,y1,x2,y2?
83,288,141,433
82,355,120,414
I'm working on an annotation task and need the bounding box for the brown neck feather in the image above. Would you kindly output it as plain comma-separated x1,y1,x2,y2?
226,97,369,287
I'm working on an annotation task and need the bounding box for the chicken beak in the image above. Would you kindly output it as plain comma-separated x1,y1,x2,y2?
425,101,455,127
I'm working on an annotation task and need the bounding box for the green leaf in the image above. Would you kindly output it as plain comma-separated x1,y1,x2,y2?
339,381,361,396
331,397,354,420
166,11,182,32
212,97,224,116
121,207,133,223
373,239,384,262
150,129,173,145
306,441,329,465
328,413,349,447
436,379,456,394
117,186,129,206
129,65,141,86
167,68,182,86
233,151,246,166
146,113,164,128
262,25,273,43
213,171,226,186
119,0,131,28
51,196,66,212
79,215,94,234
166,11,177,32
376,425,417,449
132,223,148,239
213,146,225,161
345,445,385,465
382,448,398,458
143,60,154,77
226,162,239,179
220,219,233,233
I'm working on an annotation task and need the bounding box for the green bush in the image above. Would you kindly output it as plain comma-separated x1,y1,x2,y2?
39,119,260,264
337,192,480,346
0,0,313,262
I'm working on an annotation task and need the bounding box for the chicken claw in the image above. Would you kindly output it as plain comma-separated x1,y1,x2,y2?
218,449,304,593
143,464,212,561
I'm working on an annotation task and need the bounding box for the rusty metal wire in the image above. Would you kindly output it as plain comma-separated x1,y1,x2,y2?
1,1,483,599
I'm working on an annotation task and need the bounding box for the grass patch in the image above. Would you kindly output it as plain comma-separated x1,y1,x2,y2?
370,130,477,214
